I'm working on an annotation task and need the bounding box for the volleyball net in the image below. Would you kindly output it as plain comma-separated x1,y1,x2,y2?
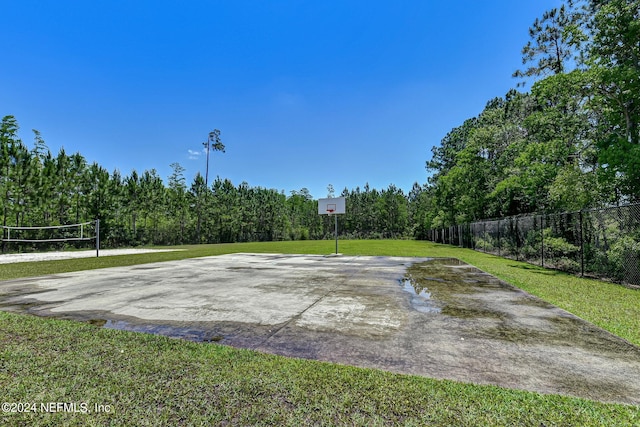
1,220,100,256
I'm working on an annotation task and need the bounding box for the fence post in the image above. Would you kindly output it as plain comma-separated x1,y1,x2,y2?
541,214,544,268
515,217,519,261
482,222,486,252
472,224,476,250
497,220,501,256
579,210,584,277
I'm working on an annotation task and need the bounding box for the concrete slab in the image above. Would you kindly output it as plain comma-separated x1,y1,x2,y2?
1,253,640,405
0,248,183,264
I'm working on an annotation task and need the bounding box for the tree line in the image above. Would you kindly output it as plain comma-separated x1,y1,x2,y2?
1,118,427,248
3,0,638,249
424,0,640,229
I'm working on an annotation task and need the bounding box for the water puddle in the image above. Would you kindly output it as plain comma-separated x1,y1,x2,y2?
97,319,224,342
401,258,640,356
0,296,225,343
401,258,471,314
400,279,441,313
402,258,515,315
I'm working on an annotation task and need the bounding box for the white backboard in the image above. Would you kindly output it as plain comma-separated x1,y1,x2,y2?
318,197,346,215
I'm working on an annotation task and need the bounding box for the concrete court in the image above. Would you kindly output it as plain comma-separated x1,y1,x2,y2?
0,248,182,264
1,253,640,405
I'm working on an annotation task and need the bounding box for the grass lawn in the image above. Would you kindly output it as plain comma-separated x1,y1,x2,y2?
1,240,639,425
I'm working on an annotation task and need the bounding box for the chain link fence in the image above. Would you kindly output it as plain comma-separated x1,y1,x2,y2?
426,203,640,287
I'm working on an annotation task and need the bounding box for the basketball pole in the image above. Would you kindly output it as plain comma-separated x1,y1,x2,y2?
334,213,338,254
318,197,344,256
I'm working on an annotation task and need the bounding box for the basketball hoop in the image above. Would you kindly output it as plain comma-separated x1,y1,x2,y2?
317,197,345,255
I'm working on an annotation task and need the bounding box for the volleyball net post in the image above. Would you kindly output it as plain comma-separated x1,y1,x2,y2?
96,219,100,257
1,219,100,257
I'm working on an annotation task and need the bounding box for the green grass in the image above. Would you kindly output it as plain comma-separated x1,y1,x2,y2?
1,240,640,425
1,312,638,426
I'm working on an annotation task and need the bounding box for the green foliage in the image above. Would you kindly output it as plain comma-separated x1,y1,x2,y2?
513,4,584,80
2,123,435,248
424,0,640,226
588,0,640,199
542,228,581,259
606,235,640,281
474,233,496,252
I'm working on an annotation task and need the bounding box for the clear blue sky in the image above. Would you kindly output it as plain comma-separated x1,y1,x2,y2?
2,0,560,200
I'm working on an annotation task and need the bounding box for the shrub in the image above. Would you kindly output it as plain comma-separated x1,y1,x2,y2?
606,236,640,282
542,229,580,260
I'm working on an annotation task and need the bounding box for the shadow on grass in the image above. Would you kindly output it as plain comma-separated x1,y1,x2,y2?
507,263,566,276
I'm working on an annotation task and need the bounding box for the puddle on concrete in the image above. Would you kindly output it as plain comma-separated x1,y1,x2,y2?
402,258,638,356
87,318,107,327
7,304,230,343
99,319,224,342
400,279,441,314
0,295,224,343
75,314,282,347
403,258,515,308
401,258,479,314
129,265,162,271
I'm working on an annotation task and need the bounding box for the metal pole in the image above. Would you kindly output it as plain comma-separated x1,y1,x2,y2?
334,214,338,254
541,214,545,268
579,211,584,277
96,219,100,258
203,137,210,188
483,222,486,252
515,218,519,261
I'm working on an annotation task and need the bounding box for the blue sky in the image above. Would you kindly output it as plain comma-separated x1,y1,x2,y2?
2,0,560,200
